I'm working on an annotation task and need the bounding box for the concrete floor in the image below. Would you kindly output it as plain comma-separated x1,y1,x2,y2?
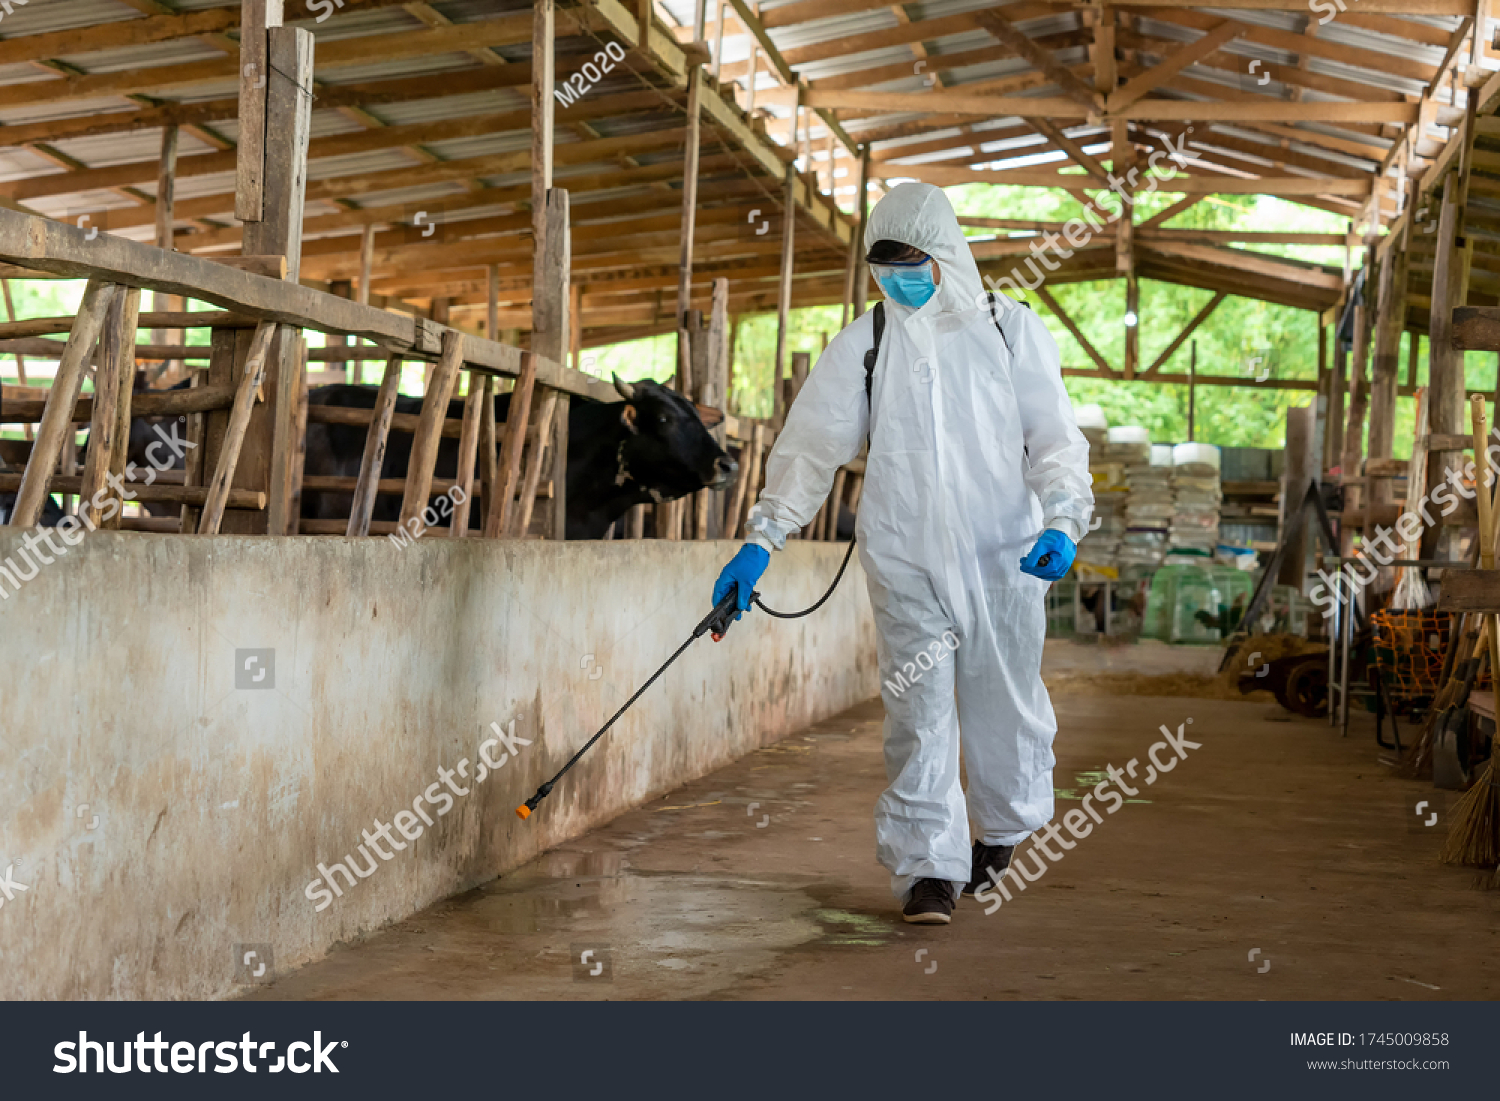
251,643,1500,1001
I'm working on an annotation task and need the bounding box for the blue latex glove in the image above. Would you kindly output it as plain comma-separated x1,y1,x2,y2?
713,544,770,621
1019,529,1076,581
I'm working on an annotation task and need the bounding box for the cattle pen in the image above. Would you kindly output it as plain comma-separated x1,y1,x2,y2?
5,0,1500,1045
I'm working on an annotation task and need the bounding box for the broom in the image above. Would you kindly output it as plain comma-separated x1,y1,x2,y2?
1440,397,1500,872
1399,592,1481,780
1397,388,1478,779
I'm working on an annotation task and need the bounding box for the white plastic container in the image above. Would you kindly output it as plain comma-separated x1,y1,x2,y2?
1107,426,1150,446
1075,403,1108,430
1172,442,1221,475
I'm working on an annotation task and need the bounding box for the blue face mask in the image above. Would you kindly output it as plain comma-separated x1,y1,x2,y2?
876,263,937,310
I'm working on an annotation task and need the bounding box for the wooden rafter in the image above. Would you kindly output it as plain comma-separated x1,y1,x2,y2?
1106,20,1243,113
1140,289,1226,376
972,8,1104,112
1033,284,1117,376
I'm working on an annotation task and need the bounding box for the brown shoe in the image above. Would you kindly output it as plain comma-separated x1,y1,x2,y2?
902,878,957,924
964,841,1015,896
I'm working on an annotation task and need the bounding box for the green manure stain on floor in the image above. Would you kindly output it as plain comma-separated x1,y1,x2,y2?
815,908,894,947
1055,769,1151,804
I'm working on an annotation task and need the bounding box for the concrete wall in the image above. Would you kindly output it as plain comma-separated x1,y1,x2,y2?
0,530,876,999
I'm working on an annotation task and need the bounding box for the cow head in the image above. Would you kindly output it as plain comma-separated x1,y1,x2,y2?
613,374,736,498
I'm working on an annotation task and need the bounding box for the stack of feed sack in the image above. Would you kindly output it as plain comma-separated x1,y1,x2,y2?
1075,403,1109,457
1075,405,1121,575
1080,465,1127,576
1170,442,1223,554
1118,437,1172,568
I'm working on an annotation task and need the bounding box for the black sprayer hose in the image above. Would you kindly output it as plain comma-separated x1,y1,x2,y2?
516,538,860,820
752,537,858,619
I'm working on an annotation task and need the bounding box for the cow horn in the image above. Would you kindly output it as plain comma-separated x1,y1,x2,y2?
612,373,636,401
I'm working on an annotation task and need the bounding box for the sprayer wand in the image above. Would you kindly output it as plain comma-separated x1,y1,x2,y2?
515,540,859,821
515,591,747,820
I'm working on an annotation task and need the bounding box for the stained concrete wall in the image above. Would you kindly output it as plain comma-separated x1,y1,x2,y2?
0,530,876,999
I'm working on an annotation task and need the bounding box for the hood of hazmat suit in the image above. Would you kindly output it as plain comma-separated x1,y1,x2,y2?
746,182,1094,900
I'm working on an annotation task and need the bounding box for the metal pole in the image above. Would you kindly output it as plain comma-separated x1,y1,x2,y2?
1327,583,1340,727
1340,586,1354,736
1188,338,1197,442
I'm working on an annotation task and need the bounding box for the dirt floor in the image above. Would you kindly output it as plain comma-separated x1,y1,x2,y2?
251,641,1500,1001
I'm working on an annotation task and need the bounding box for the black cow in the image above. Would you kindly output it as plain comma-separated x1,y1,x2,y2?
302,374,737,539
122,376,192,517
0,458,66,527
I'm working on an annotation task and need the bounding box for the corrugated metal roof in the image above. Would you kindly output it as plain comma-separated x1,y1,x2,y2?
0,0,1470,330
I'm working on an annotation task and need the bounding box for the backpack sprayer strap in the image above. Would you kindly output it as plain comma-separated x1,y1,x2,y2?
863,292,1020,414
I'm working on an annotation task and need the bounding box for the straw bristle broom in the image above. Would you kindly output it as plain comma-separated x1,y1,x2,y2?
1397,389,1478,779
1440,396,1500,872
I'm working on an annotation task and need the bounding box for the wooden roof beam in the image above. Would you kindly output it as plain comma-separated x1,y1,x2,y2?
804,89,1420,124
1107,20,1244,113
973,8,1104,113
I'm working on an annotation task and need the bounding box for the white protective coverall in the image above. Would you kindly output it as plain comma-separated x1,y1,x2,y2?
746,183,1094,899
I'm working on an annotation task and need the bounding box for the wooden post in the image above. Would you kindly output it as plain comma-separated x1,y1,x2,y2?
529,189,571,541
513,391,559,538
478,376,498,533
449,371,484,537
745,40,760,114
0,280,30,442
1365,231,1410,562
830,468,849,540
153,124,181,384
199,322,277,535
102,287,143,530
234,0,282,225
346,354,402,537
845,471,865,532
1312,321,1329,479
1327,328,1347,475
1124,273,1139,380
287,334,309,533
853,146,871,319
423,297,448,395
487,264,500,341
713,0,727,79
676,66,704,395
488,351,536,537
790,350,810,405
1341,293,1372,557
1425,173,1470,559
330,278,354,384
9,281,115,528
180,334,220,533
696,278,730,540
772,150,797,423
1279,403,1315,590
548,392,569,541
79,291,129,530
358,224,375,306
398,331,464,528
528,1,567,541
736,423,767,538
532,0,555,268
230,19,312,535
569,283,583,372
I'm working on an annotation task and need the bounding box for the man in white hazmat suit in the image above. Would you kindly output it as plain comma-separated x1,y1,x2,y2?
712,183,1094,924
